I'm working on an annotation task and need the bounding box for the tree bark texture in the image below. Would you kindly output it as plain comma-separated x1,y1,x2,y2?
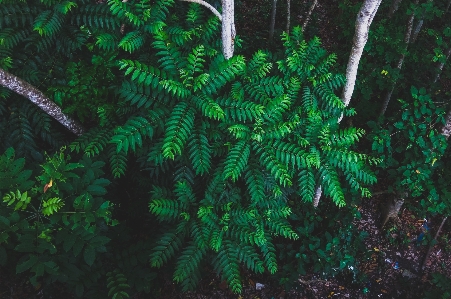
0,68,85,136
302,0,318,32
269,0,278,43
313,0,382,207
286,0,291,34
411,0,434,43
380,0,418,117
388,0,403,17
341,0,382,109
433,47,451,84
441,107,451,138
222,0,235,59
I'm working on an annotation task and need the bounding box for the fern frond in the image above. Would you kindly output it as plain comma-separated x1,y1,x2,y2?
298,169,315,203
213,241,242,293
191,94,224,120
255,144,292,187
150,231,184,268
173,242,205,291
188,128,212,175
118,30,145,53
33,10,64,37
318,164,345,207
95,32,118,52
111,116,153,154
42,197,64,216
108,146,128,178
119,59,168,88
162,102,195,160
223,140,251,181
244,163,265,205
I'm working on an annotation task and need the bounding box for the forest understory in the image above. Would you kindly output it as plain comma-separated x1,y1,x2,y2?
1,0,451,298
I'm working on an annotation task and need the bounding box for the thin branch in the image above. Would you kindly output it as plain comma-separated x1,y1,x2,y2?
380,0,418,117
0,68,85,136
180,0,223,20
302,0,318,32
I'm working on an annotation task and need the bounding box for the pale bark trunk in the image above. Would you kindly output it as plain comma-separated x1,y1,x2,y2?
269,0,278,43
313,0,382,207
440,108,451,138
302,0,318,33
411,0,433,43
388,0,403,18
433,47,451,84
446,0,451,12
222,0,235,59
380,0,418,117
411,19,423,42
180,0,222,20
181,0,233,59
341,0,382,109
0,68,85,136
286,0,291,34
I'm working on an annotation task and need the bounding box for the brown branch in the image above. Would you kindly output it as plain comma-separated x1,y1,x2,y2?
0,68,85,136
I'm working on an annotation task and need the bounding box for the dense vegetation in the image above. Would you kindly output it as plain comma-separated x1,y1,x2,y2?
1,0,451,297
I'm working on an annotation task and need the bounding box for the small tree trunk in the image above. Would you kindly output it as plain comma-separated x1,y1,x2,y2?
341,0,382,109
446,0,451,12
440,107,451,138
433,47,451,84
388,0,403,18
180,0,233,59
302,0,318,33
411,19,423,42
0,68,85,136
314,0,382,207
380,0,418,117
420,216,448,271
269,0,278,43
222,0,235,59
411,0,433,43
286,0,291,34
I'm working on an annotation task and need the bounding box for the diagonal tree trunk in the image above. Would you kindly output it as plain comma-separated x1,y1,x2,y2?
380,0,418,117
411,0,434,43
0,68,85,136
433,47,451,84
302,0,318,32
313,0,382,207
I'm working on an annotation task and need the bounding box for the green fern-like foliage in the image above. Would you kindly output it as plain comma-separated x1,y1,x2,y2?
1,0,378,294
